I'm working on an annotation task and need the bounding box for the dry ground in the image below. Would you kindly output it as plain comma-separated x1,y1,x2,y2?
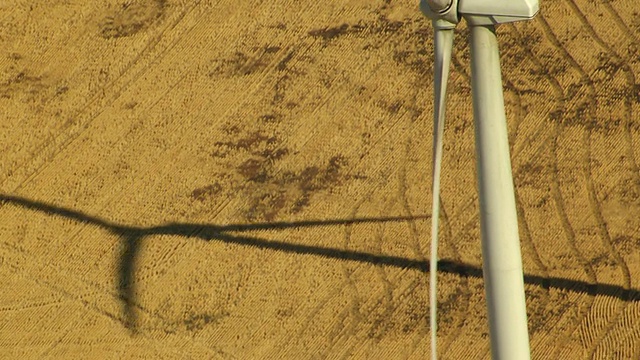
1,0,640,358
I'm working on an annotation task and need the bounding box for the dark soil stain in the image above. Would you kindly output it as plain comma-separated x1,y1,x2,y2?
258,113,280,123
209,45,282,78
237,158,268,183
211,131,280,158
276,51,294,71
8,52,22,61
525,288,571,335
515,162,547,188
0,71,47,100
401,295,429,334
191,183,223,202
55,85,69,96
99,0,166,39
183,311,229,332
437,284,468,330
308,16,402,44
308,23,351,40
242,155,365,221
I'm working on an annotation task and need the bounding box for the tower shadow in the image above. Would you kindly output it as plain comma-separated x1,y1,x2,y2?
1,193,638,334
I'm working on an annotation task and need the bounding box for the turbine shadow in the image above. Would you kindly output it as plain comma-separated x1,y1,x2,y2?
1,193,638,334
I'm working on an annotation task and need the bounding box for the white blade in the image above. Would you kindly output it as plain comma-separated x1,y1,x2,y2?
430,20,454,360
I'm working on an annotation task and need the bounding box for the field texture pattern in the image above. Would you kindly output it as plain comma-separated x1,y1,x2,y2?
1,0,639,359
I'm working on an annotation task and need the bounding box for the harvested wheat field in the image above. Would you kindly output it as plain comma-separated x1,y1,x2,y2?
1,0,640,358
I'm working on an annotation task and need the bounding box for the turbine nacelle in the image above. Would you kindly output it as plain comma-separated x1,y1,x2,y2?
421,0,539,26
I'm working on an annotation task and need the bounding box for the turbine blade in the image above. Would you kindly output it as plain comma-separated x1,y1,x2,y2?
430,20,454,360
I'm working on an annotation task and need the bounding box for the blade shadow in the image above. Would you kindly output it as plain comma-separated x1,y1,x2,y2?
1,193,638,334
119,230,142,334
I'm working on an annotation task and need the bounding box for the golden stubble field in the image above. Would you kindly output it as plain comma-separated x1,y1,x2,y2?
1,0,640,358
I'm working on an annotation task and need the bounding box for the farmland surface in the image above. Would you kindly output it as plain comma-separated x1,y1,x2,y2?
1,0,640,358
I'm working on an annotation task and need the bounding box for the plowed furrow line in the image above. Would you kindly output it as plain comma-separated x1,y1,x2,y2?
294,265,423,357
3,2,204,193
603,1,640,43
514,184,550,281
71,11,346,312
478,346,492,360
0,299,65,314
212,15,418,356
449,44,551,220
399,142,426,261
631,313,640,359
1,238,159,325
292,31,405,155
145,33,399,354
448,126,556,254
581,128,632,358
391,275,428,360
38,316,79,359
282,180,427,356
452,138,553,259
448,122,554,224
0,2,27,25
324,226,389,359
549,124,598,351
593,308,639,360
1,6,90,119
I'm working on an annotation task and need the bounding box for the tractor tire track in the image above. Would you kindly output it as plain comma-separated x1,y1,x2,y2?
299,171,427,358
371,206,398,340
323,187,415,358
548,123,598,359
507,18,587,355
317,196,368,358
600,0,640,200
538,10,624,357
5,1,204,193
562,1,635,356
280,183,379,352
448,51,553,226
532,13,605,358
398,144,429,359
7,2,212,197
105,9,380,322
0,64,195,319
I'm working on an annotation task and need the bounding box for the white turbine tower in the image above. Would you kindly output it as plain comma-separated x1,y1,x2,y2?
420,1,539,359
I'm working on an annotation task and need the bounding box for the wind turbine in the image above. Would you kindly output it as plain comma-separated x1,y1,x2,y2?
420,1,539,359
